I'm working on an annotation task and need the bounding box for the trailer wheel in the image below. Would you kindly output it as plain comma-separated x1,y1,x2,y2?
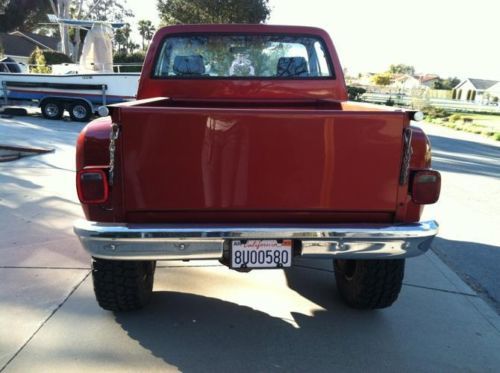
69,101,92,122
41,100,64,120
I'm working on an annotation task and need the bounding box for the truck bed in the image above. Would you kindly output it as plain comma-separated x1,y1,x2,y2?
111,99,409,223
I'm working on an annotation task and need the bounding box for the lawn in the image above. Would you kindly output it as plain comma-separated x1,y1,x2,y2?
460,113,500,131
425,110,500,141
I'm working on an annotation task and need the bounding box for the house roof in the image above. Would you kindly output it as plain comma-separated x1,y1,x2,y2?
393,74,417,82
393,74,439,83
486,82,500,94
419,74,439,82
456,78,499,90
11,31,59,50
0,32,58,58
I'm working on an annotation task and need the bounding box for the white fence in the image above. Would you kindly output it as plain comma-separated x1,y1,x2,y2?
362,93,500,113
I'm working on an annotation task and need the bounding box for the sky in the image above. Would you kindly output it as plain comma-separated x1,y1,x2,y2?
126,0,500,80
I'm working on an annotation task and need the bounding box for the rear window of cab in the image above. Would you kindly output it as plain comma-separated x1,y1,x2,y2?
153,34,334,79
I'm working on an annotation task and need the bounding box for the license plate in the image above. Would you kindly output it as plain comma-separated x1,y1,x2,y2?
230,240,292,269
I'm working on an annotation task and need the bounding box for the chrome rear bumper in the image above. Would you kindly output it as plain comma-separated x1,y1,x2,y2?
73,220,438,261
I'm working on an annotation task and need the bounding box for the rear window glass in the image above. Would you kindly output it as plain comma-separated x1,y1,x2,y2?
153,34,333,79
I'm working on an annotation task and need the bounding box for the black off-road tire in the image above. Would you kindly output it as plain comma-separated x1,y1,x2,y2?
334,259,405,309
92,258,156,311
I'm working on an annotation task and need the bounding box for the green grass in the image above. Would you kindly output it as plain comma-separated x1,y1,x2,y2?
458,113,500,131
428,117,500,141
424,110,500,141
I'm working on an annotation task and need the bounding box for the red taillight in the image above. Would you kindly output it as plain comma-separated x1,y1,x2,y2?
410,170,441,204
76,168,109,204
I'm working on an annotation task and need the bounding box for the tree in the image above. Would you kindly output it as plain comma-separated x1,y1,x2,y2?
114,28,127,53
0,0,52,33
137,20,155,50
372,72,392,86
0,0,9,14
49,0,132,60
80,0,132,22
48,0,71,56
157,0,271,25
126,40,140,53
433,77,460,90
388,64,415,75
29,47,51,73
114,23,136,54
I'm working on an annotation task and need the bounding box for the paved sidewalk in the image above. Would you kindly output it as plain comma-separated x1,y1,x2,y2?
1,115,499,372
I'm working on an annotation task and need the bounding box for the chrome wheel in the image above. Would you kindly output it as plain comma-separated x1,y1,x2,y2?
69,101,92,122
72,104,88,120
41,101,64,120
45,103,60,117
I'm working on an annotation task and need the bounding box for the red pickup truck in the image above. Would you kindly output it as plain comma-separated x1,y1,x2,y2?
74,24,440,311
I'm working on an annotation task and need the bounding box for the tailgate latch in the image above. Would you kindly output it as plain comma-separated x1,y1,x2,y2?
108,122,120,186
399,127,413,185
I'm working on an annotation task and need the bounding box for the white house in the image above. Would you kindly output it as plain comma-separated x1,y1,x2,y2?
391,74,440,91
485,82,500,103
392,74,421,90
453,78,499,103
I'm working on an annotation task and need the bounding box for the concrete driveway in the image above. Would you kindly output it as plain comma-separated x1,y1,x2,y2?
1,114,499,372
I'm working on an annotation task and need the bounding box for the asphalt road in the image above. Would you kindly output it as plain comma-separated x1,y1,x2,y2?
417,123,500,313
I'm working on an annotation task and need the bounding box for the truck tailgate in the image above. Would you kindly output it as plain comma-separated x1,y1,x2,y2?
115,107,407,221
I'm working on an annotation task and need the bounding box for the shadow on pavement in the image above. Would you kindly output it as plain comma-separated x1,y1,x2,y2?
432,237,500,314
428,134,500,178
108,259,500,371
0,172,42,189
114,289,393,372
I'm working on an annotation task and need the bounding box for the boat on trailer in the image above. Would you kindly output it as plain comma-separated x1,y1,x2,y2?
0,20,140,122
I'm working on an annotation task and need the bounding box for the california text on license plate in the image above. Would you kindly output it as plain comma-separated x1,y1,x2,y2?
231,240,292,269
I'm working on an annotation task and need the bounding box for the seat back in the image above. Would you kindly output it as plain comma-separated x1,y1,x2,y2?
173,55,205,76
276,57,309,77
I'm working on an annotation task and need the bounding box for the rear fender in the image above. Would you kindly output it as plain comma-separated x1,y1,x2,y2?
396,125,435,222
76,116,117,221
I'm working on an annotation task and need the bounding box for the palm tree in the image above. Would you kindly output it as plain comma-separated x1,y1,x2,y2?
121,23,132,53
137,20,155,51
114,28,126,53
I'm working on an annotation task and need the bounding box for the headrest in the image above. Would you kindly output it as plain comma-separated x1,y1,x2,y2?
173,55,205,75
277,57,309,77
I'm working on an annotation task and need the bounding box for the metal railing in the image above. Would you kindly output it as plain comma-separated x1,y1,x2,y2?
1,61,143,74
361,92,500,113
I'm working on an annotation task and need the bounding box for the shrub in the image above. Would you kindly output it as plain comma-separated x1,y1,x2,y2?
346,86,366,101
28,48,72,73
385,98,395,106
462,117,473,123
113,51,145,72
449,113,462,123
421,105,449,120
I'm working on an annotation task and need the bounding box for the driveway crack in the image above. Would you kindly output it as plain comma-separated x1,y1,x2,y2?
0,270,90,372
